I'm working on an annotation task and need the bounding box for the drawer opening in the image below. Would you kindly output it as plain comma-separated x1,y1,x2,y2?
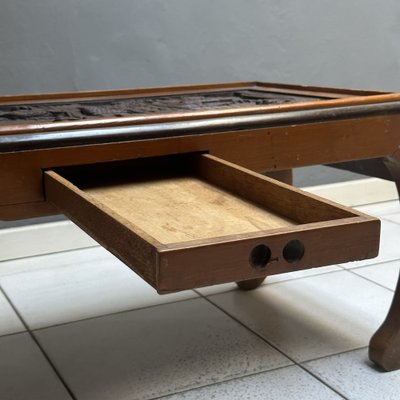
44,153,380,293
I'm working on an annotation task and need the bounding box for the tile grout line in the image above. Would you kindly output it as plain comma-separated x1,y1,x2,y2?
339,257,400,270
381,214,400,225
0,329,29,340
29,294,200,333
346,268,397,292
0,286,78,400
194,289,349,400
0,244,100,265
299,345,368,364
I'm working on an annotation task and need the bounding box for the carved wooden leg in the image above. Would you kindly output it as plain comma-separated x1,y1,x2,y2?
236,169,293,290
369,272,400,371
369,154,400,371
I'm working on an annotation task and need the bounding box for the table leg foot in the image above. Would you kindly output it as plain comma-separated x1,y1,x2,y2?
236,277,267,290
369,271,400,371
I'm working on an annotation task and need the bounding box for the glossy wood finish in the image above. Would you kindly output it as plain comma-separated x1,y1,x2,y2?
3,100,400,153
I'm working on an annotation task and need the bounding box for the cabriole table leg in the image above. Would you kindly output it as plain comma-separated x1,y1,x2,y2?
369,271,400,371
369,153,400,371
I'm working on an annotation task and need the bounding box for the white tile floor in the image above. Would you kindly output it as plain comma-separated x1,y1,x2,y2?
0,200,400,399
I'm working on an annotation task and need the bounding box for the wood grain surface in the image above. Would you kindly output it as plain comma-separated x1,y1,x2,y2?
85,176,294,245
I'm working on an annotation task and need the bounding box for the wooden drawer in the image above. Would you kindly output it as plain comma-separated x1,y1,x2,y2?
44,153,380,293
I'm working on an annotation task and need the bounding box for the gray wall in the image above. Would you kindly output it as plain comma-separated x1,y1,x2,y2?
1,0,400,95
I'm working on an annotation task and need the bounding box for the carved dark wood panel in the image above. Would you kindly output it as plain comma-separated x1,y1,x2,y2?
0,89,320,123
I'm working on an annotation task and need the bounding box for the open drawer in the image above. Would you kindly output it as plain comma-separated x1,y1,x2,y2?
44,153,380,293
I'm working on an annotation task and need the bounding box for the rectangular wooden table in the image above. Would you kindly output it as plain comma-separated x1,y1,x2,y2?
1,81,399,371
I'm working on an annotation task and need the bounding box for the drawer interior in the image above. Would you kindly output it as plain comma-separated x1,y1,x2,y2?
44,153,380,293
83,171,295,245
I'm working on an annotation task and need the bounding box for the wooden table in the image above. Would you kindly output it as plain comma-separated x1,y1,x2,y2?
1,81,399,371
